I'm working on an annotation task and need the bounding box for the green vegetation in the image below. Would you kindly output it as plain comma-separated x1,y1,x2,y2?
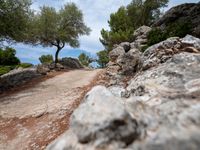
39,55,54,64
17,63,33,68
97,50,109,68
28,3,90,65
78,53,93,67
0,0,32,44
0,47,20,66
146,21,192,48
100,0,169,51
0,66,13,75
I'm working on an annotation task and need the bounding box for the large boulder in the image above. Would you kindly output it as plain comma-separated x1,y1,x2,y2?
133,25,152,50
0,68,41,92
59,57,83,69
117,48,142,75
124,52,200,149
154,3,200,38
47,86,139,150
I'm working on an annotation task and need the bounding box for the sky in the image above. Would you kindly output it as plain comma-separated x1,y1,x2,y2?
14,0,199,64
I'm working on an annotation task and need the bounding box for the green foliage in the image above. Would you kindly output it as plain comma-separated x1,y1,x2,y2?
39,54,54,64
29,3,90,63
0,66,12,76
147,21,192,47
146,28,167,47
0,0,32,44
97,50,109,68
100,0,169,51
17,63,33,68
0,47,20,66
78,53,92,67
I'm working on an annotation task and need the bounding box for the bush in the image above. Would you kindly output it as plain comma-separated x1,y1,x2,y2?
78,53,93,67
97,50,109,68
17,63,33,68
147,28,167,47
0,47,20,66
146,21,192,48
39,54,53,64
0,66,12,76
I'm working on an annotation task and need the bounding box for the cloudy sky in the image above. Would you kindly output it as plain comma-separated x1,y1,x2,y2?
15,0,199,64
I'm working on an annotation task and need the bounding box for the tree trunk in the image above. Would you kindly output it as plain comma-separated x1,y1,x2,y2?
55,47,61,68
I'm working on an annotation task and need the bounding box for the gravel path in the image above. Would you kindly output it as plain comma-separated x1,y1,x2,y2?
0,69,102,150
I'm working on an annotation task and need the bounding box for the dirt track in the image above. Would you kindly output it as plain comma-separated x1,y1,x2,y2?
0,69,102,150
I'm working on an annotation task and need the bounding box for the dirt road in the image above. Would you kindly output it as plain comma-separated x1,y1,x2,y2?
0,69,102,150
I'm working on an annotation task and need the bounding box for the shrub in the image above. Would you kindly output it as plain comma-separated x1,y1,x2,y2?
146,21,192,48
78,53,93,67
39,54,53,64
97,50,109,68
147,28,167,47
0,47,20,66
17,63,33,68
0,66,12,76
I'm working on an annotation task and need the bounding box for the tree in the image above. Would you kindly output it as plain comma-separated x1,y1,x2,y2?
0,47,20,66
39,54,53,64
78,53,93,67
29,3,91,66
0,0,32,44
100,0,169,51
97,50,109,68
100,7,134,51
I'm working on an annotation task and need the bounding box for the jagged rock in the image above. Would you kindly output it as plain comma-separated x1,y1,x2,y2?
37,64,50,75
181,35,200,50
109,46,125,62
119,42,131,52
142,35,200,70
154,3,200,38
48,86,140,150
117,48,142,75
125,52,200,150
133,26,152,50
71,86,139,146
59,57,83,69
0,68,41,92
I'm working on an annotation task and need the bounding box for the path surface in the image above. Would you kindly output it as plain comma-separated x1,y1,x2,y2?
0,69,102,150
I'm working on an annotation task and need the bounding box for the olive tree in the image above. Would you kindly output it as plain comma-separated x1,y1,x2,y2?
29,3,90,66
0,0,32,44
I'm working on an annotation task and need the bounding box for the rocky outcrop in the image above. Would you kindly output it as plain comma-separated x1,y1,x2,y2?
142,35,200,70
154,3,200,38
47,34,200,150
133,25,152,50
59,57,83,69
0,68,41,92
47,86,139,150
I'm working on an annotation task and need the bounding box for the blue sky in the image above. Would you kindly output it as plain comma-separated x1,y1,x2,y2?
14,0,199,64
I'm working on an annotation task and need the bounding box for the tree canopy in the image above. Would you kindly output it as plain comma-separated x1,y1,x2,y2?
0,0,32,44
78,53,93,67
28,3,91,64
100,0,169,51
97,50,109,68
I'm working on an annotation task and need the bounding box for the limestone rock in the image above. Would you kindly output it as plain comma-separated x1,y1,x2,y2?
117,48,142,75
59,57,83,69
142,35,200,70
133,26,152,50
0,68,41,92
37,64,50,75
109,46,125,62
71,86,139,146
126,52,200,149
